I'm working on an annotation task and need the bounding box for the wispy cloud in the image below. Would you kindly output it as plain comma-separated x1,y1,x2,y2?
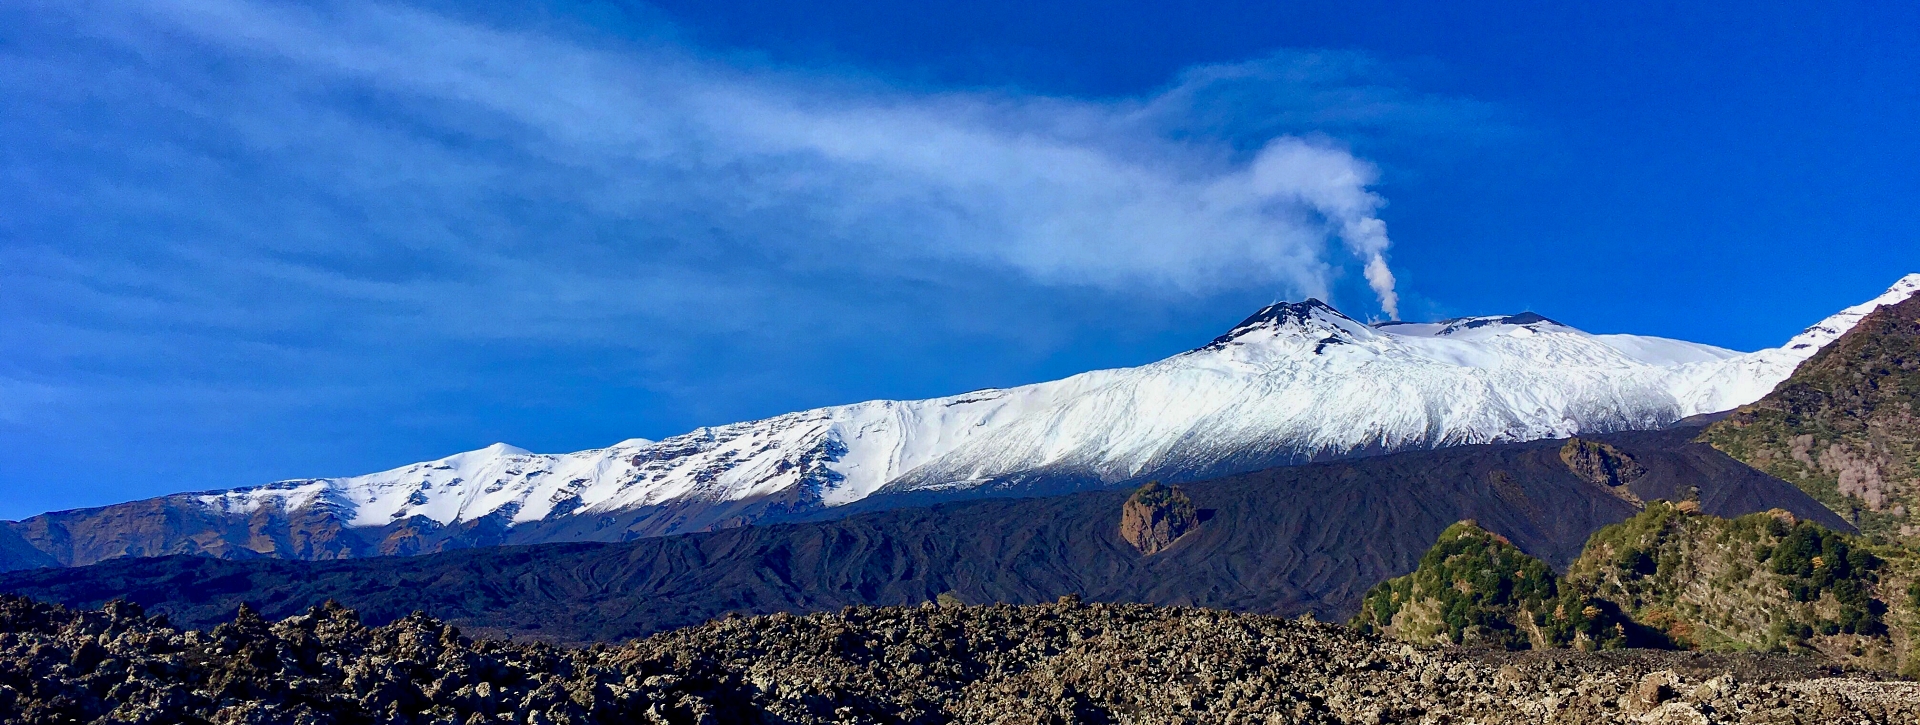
9,0,1455,337
0,0,1501,508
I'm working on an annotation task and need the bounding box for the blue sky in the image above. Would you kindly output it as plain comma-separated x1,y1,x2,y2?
1,0,1915,519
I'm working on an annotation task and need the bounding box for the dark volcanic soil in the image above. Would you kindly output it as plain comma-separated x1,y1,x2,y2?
0,427,1845,643
3,595,1915,724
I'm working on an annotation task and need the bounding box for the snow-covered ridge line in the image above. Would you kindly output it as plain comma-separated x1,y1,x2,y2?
1784,274,1920,352
199,273,1920,529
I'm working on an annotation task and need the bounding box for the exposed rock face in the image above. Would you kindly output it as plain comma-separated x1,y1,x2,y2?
0,494,367,572
1705,294,1920,542
1116,482,1198,555
5,595,1918,724
0,485,829,573
1561,437,1649,489
0,528,54,573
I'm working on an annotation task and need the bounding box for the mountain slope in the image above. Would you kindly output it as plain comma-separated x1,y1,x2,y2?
5,274,1915,570
0,426,1847,642
1349,521,1648,651
1704,282,1920,543
1365,502,1920,675
1566,504,1919,671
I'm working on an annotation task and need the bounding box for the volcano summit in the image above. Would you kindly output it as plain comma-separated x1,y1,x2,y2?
4,275,1916,570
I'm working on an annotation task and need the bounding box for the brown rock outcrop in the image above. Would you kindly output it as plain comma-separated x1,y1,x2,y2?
1117,482,1198,555
1562,437,1648,487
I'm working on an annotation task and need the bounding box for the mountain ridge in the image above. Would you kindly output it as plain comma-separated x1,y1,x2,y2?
1705,281,1920,543
4,275,1916,570
0,425,1849,642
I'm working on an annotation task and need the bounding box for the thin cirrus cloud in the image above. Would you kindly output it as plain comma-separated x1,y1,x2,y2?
24,0,1412,296
0,0,1503,423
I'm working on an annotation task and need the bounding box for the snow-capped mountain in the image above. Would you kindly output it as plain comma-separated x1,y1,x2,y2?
6,274,1916,570
194,274,1920,533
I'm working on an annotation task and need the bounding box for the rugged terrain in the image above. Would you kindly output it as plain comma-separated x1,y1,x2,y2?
0,426,1844,643
6,594,1919,724
10,274,1915,572
1350,520,1652,651
1567,503,1920,673
1359,501,1920,675
1705,289,1920,544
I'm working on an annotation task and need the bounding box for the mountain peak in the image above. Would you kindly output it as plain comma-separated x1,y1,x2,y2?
1781,272,1920,352
432,442,530,463
9,273,1883,569
1374,312,1573,339
1884,273,1920,301
1206,299,1372,348
1469,311,1559,327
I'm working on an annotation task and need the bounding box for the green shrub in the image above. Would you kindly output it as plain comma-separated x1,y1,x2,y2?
1761,522,1887,635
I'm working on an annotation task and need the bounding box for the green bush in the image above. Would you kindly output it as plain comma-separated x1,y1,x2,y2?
1760,521,1886,635
1354,522,1651,650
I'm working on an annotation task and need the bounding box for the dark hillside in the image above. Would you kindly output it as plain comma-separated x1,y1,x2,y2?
0,426,1845,643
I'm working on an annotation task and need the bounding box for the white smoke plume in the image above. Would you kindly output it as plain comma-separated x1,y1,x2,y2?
8,0,1429,367
1248,137,1400,318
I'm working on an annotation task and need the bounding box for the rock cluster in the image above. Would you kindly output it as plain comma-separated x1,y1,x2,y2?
5,593,1919,724
1117,482,1198,555
1561,438,1648,489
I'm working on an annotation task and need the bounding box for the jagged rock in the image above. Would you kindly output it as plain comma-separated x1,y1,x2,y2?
1561,437,1648,488
1117,482,1198,555
1633,669,1682,712
4,595,1918,724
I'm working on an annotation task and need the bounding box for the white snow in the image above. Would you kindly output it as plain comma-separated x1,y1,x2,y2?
197,480,333,516
1589,335,1742,366
202,274,1920,528
1782,273,1920,352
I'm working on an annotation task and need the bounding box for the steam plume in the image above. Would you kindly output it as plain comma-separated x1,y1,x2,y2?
1249,138,1401,318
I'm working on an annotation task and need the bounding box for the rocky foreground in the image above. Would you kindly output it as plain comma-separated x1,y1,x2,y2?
3,594,1918,725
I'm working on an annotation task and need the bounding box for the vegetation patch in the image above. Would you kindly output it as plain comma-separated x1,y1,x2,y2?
1351,521,1646,650
1361,504,1920,672
1701,295,1920,544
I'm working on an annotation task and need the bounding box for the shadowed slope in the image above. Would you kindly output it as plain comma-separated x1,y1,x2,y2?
0,427,1845,643
14,278,1907,573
